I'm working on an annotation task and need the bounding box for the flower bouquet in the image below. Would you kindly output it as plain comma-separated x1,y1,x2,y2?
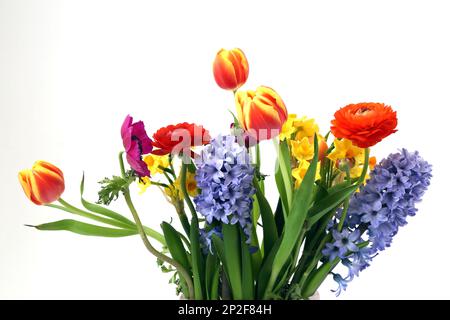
19,48,432,300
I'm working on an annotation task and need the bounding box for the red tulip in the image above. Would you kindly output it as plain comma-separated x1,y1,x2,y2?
235,86,288,141
18,161,65,205
213,48,249,91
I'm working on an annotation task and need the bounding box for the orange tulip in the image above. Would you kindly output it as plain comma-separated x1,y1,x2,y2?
18,161,65,205
213,48,249,91
235,86,288,141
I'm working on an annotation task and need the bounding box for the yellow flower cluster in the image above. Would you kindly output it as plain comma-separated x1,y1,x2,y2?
328,138,377,180
144,154,170,175
281,114,322,188
137,154,198,201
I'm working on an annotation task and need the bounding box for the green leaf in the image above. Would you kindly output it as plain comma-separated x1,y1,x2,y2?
301,259,339,298
274,198,284,236
254,179,278,256
256,237,281,299
205,253,219,300
189,217,204,300
80,174,135,226
277,140,293,211
97,171,135,205
222,223,243,300
263,135,319,299
161,222,191,272
211,235,232,299
274,160,289,219
240,228,254,299
187,162,197,174
29,219,137,237
229,110,241,129
307,184,358,227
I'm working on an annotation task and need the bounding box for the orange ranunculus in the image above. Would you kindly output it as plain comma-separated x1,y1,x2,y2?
213,48,249,91
330,102,398,148
235,86,288,141
18,161,65,205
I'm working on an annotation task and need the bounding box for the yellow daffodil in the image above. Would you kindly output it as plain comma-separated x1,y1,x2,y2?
138,176,152,194
143,154,170,175
292,160,320,188
280,114,299,141
328,139,364,164
293,117,319,140
280,115,320,141
174,171,198,198
291,137,314,161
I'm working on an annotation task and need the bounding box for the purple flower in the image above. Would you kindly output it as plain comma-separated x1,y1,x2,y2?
331,273,349,296
332,229,361,252
322,229,361,261
200,226,222,255
347,149,432,253
121,115,153,177
194,135,255,243
322,243,346,261
326,149,431,296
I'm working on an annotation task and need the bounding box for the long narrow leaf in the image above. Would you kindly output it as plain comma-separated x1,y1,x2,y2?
222,223,243,299
80,174,135,226
307,184,358,226
30,219,137,237
161,222,191,272
240,229,254,299
275,161,289,220
254,180,278,256
205,253,219,300
256,238,281,299
277,140,293,211
263,135,319,299
190,217,204,299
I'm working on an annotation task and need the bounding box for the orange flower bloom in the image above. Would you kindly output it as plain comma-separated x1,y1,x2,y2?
235,86,288,141
331,102,397,148
18,161,65,205
213,48,249,91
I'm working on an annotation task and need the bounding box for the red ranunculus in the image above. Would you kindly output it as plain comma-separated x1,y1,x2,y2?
331,102,398,148
152,123,210,156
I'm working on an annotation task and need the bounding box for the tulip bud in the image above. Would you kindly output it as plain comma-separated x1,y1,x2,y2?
18,161,65,205
235,86,288,141
213,48,249,91
308,136,329,162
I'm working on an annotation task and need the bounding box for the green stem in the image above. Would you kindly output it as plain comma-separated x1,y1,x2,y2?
119,151,126,177
178,211,191,237
163,171,174,185
357,148,370,185
255,143,261,170
149,181,170,188
180,161,197,220
123,189,194,299
117,151,166,245
337,166,351,232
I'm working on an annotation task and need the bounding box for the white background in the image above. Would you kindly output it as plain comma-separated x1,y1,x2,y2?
1,0,449,299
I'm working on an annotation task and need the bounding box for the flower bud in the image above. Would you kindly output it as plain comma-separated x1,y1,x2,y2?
213,48,249,91
18,161,65,205
235,86,288,141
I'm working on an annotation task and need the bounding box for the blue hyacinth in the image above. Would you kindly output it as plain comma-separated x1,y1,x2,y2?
323,149,432,295
199,226,222,255
194,135,255,244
